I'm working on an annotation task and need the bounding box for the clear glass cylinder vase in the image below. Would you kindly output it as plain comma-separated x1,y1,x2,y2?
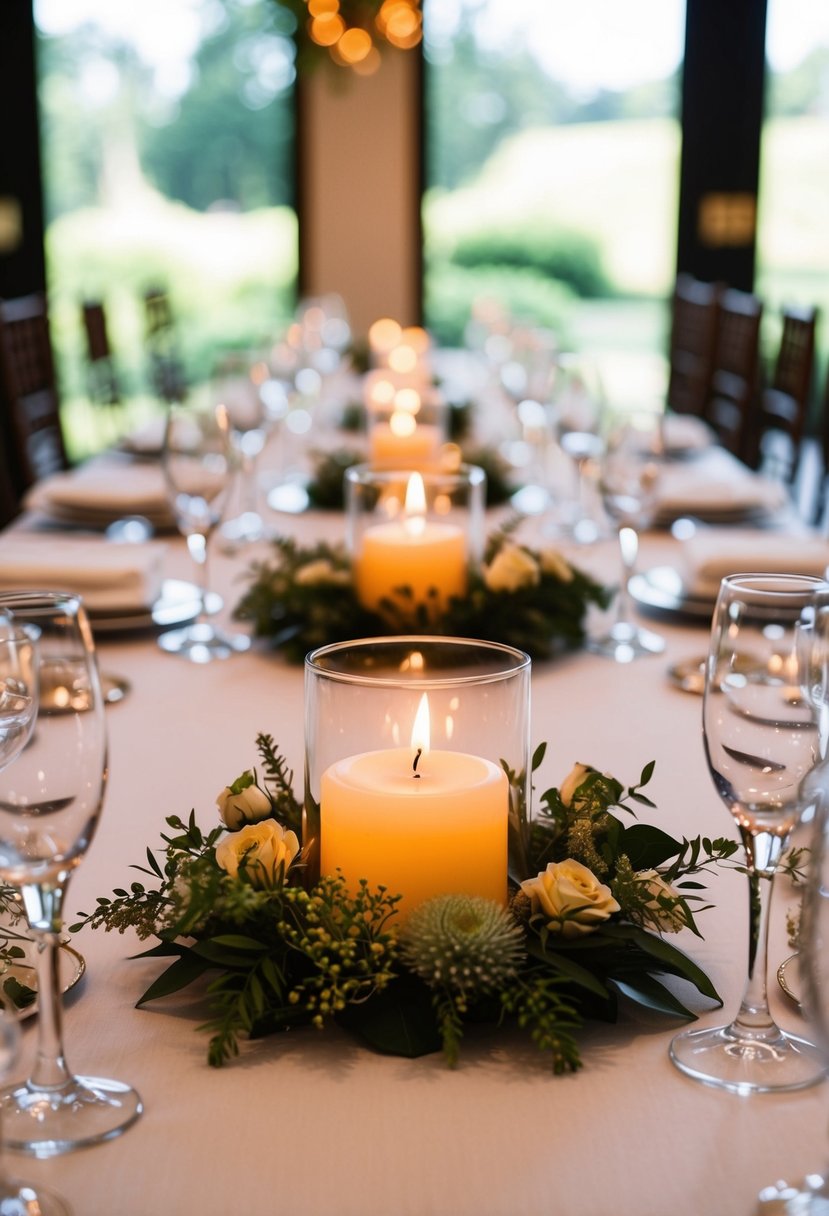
345,462,486,623
304,636,531,918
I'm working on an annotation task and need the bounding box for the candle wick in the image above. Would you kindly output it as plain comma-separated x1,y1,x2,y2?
413,747,422,778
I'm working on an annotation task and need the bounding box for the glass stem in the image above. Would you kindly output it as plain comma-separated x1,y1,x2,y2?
19,882,70,1091
187,531,210,623
732,827,787,1038
615,524,638,628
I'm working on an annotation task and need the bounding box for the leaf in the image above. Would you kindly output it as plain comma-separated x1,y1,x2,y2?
531,742,547,771
336,974,442,1058
612,973,696,1020
525,938,611,999
618,824,683,869
207,935,269,953
607,925,723,1004
135,953,214,1007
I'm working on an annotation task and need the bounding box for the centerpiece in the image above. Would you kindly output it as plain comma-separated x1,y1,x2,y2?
74,638,735,1072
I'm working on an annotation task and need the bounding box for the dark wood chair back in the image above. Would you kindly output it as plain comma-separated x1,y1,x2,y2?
143,287,187,404
704,286,763,459
666,274,721,416
81,299,121,409
0,292,69,495
751,304,817,477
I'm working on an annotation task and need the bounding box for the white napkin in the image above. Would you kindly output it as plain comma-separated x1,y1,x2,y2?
0,538,167,612
680,529,829,598
25,461,173,526
655,447,787,515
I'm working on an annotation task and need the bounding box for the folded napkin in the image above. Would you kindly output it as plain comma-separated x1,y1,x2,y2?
121,416,166,457
25,460,174,527
655,447,787,516
661,413,713,454
0,538,167,613
680,529,829,598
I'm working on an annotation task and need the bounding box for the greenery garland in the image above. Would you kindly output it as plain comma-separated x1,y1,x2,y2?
233,526,611,663
72,735,737,1071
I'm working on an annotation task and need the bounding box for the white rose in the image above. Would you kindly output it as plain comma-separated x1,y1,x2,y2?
559,762,596,808
215,820,300,888
634,869,687,933
538,546,574,583
216,772,273,831
520,858,620,938
294,559,351,587
483,543,540,593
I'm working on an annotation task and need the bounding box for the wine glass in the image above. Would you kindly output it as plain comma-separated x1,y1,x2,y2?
0,627,38,773
0,1012,70,1214
211,351,269,548
757,771,829,1212
160,401,251,662
548,352,607,543
670,573,829,1094
0,591,142,1155
588,409,665,662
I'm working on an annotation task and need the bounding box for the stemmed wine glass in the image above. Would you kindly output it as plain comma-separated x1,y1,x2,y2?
160,401,251,662
211,352,270,549
588,409,665,662
0,591,142,1156
670,573,829,1093
548,351,607,543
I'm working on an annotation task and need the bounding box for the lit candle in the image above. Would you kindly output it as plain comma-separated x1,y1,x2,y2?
320,693,508,916
353,472,467,614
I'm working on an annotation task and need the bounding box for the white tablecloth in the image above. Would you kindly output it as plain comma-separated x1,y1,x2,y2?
7,499,825,1216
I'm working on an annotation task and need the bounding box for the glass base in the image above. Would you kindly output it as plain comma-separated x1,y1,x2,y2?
587,619,666,663
670,1022,827,1094
219,510,265,548
757,1175,829,1214
2,1075,142,1158
266,480,310,515
158,621,251,663
0,1178,70,1215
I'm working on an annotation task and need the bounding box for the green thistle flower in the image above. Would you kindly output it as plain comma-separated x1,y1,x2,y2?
401,894,525,999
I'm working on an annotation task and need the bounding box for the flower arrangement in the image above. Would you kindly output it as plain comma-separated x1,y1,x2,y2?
73,735,736,1072
234,526,610,663
306,445,514,510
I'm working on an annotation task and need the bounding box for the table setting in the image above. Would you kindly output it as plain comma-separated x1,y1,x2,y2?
0,324,826,1215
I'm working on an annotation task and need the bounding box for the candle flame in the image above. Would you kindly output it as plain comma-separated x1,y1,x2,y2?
411,692,430,755
404,472,427,537
390,410,417,437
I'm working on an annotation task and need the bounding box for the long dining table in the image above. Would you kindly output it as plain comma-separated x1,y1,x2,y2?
3,452,827,1216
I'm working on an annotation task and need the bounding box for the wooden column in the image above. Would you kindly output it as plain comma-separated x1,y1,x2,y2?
296,49,423,340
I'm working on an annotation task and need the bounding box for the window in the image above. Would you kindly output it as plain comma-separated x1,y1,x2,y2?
33,0,297,458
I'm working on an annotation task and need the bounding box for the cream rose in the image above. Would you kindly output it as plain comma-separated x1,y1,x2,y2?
559,762,596,808
483,543,540,593
295,559,351,587
538,546,574,583
216,771,272,831
215,820,300,888
635,869,687,933
520,859,620,938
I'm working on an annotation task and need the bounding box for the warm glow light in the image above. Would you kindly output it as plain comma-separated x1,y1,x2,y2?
368,317,402,353
401,326,430,354
337,27,373,63
309,13,344,46
405,472,427,515
411,693,431,755
394,387,421,414
388,344,418,374
389,410,417,437
308,0,339,14
352,46,381,75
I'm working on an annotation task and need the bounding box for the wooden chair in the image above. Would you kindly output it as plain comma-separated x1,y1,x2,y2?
0,292,69,496
750,304,817,478
143,286,187,404
81,300,121,409
666,274,721,416
703,286,763,460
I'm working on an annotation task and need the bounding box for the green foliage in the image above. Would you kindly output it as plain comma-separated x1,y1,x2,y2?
451,227,611,299
74,737,728,1073
233,530,609,663
423,262,574,348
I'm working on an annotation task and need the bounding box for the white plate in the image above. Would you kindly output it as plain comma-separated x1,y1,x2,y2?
778,954,801,1011
88,580,223,636
0,941,86,1019
628,565,715,623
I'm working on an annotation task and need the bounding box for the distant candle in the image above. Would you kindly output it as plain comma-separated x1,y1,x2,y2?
320,693,508,915
353,472,467,613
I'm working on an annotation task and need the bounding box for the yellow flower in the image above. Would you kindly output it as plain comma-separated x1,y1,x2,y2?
216,773,272,831
520,858,620,938
482,543,540,593
538,546,574,583
559,762,595,808
215,820,300,888
295,559,350,587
